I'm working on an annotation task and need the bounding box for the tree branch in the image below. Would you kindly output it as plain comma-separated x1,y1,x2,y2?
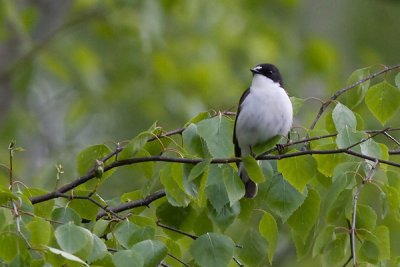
30,126,400,205
96,190,166,220
309,64,400,130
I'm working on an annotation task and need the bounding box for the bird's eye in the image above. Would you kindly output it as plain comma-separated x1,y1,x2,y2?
268,70,273,74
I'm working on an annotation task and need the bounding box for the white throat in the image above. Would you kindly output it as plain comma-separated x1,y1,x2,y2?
250,74,279,90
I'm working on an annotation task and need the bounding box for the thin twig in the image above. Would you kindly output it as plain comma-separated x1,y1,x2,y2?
96,190,166,220
350,159,378,266
156,221,198,240
167,253,190,267
309,64,400,130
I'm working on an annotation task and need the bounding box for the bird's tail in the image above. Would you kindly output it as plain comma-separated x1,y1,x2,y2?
238,163,258,198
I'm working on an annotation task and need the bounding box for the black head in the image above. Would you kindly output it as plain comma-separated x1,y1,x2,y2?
250,63,283,86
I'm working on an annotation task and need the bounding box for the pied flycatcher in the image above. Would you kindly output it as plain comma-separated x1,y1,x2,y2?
233,63,293,198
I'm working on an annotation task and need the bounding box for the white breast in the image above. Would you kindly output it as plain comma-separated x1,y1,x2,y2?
235,74,293,156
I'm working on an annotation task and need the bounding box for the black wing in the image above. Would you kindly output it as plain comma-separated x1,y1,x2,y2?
233,87,250,164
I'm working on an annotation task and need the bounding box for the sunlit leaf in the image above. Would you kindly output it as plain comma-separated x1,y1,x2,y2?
222,165,245,206
365,81,400,125
23,188,54,218
259,212,278,264
313,143,348,177
27,217,52,246
277,151,316,192
242,156,265,183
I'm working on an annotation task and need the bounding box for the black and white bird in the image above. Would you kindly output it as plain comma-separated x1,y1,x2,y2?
233,63,293,198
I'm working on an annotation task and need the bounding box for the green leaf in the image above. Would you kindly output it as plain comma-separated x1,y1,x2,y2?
312,225,335,257
27,217,52,246
156,201,192,234
277,151,316,192
76,144,112,176
190,233,234,267
0,232,26,263
112,250,143,267
237,229,267,266
365,81,400,125
182,123,209,157
360,138,383,170
206,165,230,213
242,156,265,183
327,189,352,223
0,186,18,205
46,247,89,267
68,190,103,221
332,102,357,131
395,73,400,89
51,207,81,225
193,209,214,236
87,235,109,263
322,234,348,266
290,96,305,115
55,222,94,260
184,160,210,207
374,225,390,260
383,184,400,219
197,116,234,158
288,189,320,243
222,165,245,206
321,162,362,218
160,163,191,207
188,160,211,181
0,207,13,231
336,126,365,149
344,67,371,109
259,173,306,222
185,111,211,126
359,240,379,265
118,123,159,159
259,212,278,264
114,220,140,248
131,240,168,267
354,204,377,231
23,188,54,218
313,143,348,177
208,201,240,231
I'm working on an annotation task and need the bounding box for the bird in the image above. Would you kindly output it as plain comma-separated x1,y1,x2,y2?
233,63,293,198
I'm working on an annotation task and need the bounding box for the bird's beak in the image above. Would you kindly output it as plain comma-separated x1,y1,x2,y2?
250,68,261,74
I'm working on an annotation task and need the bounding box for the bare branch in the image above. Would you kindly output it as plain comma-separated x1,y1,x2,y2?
96,190,166,220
